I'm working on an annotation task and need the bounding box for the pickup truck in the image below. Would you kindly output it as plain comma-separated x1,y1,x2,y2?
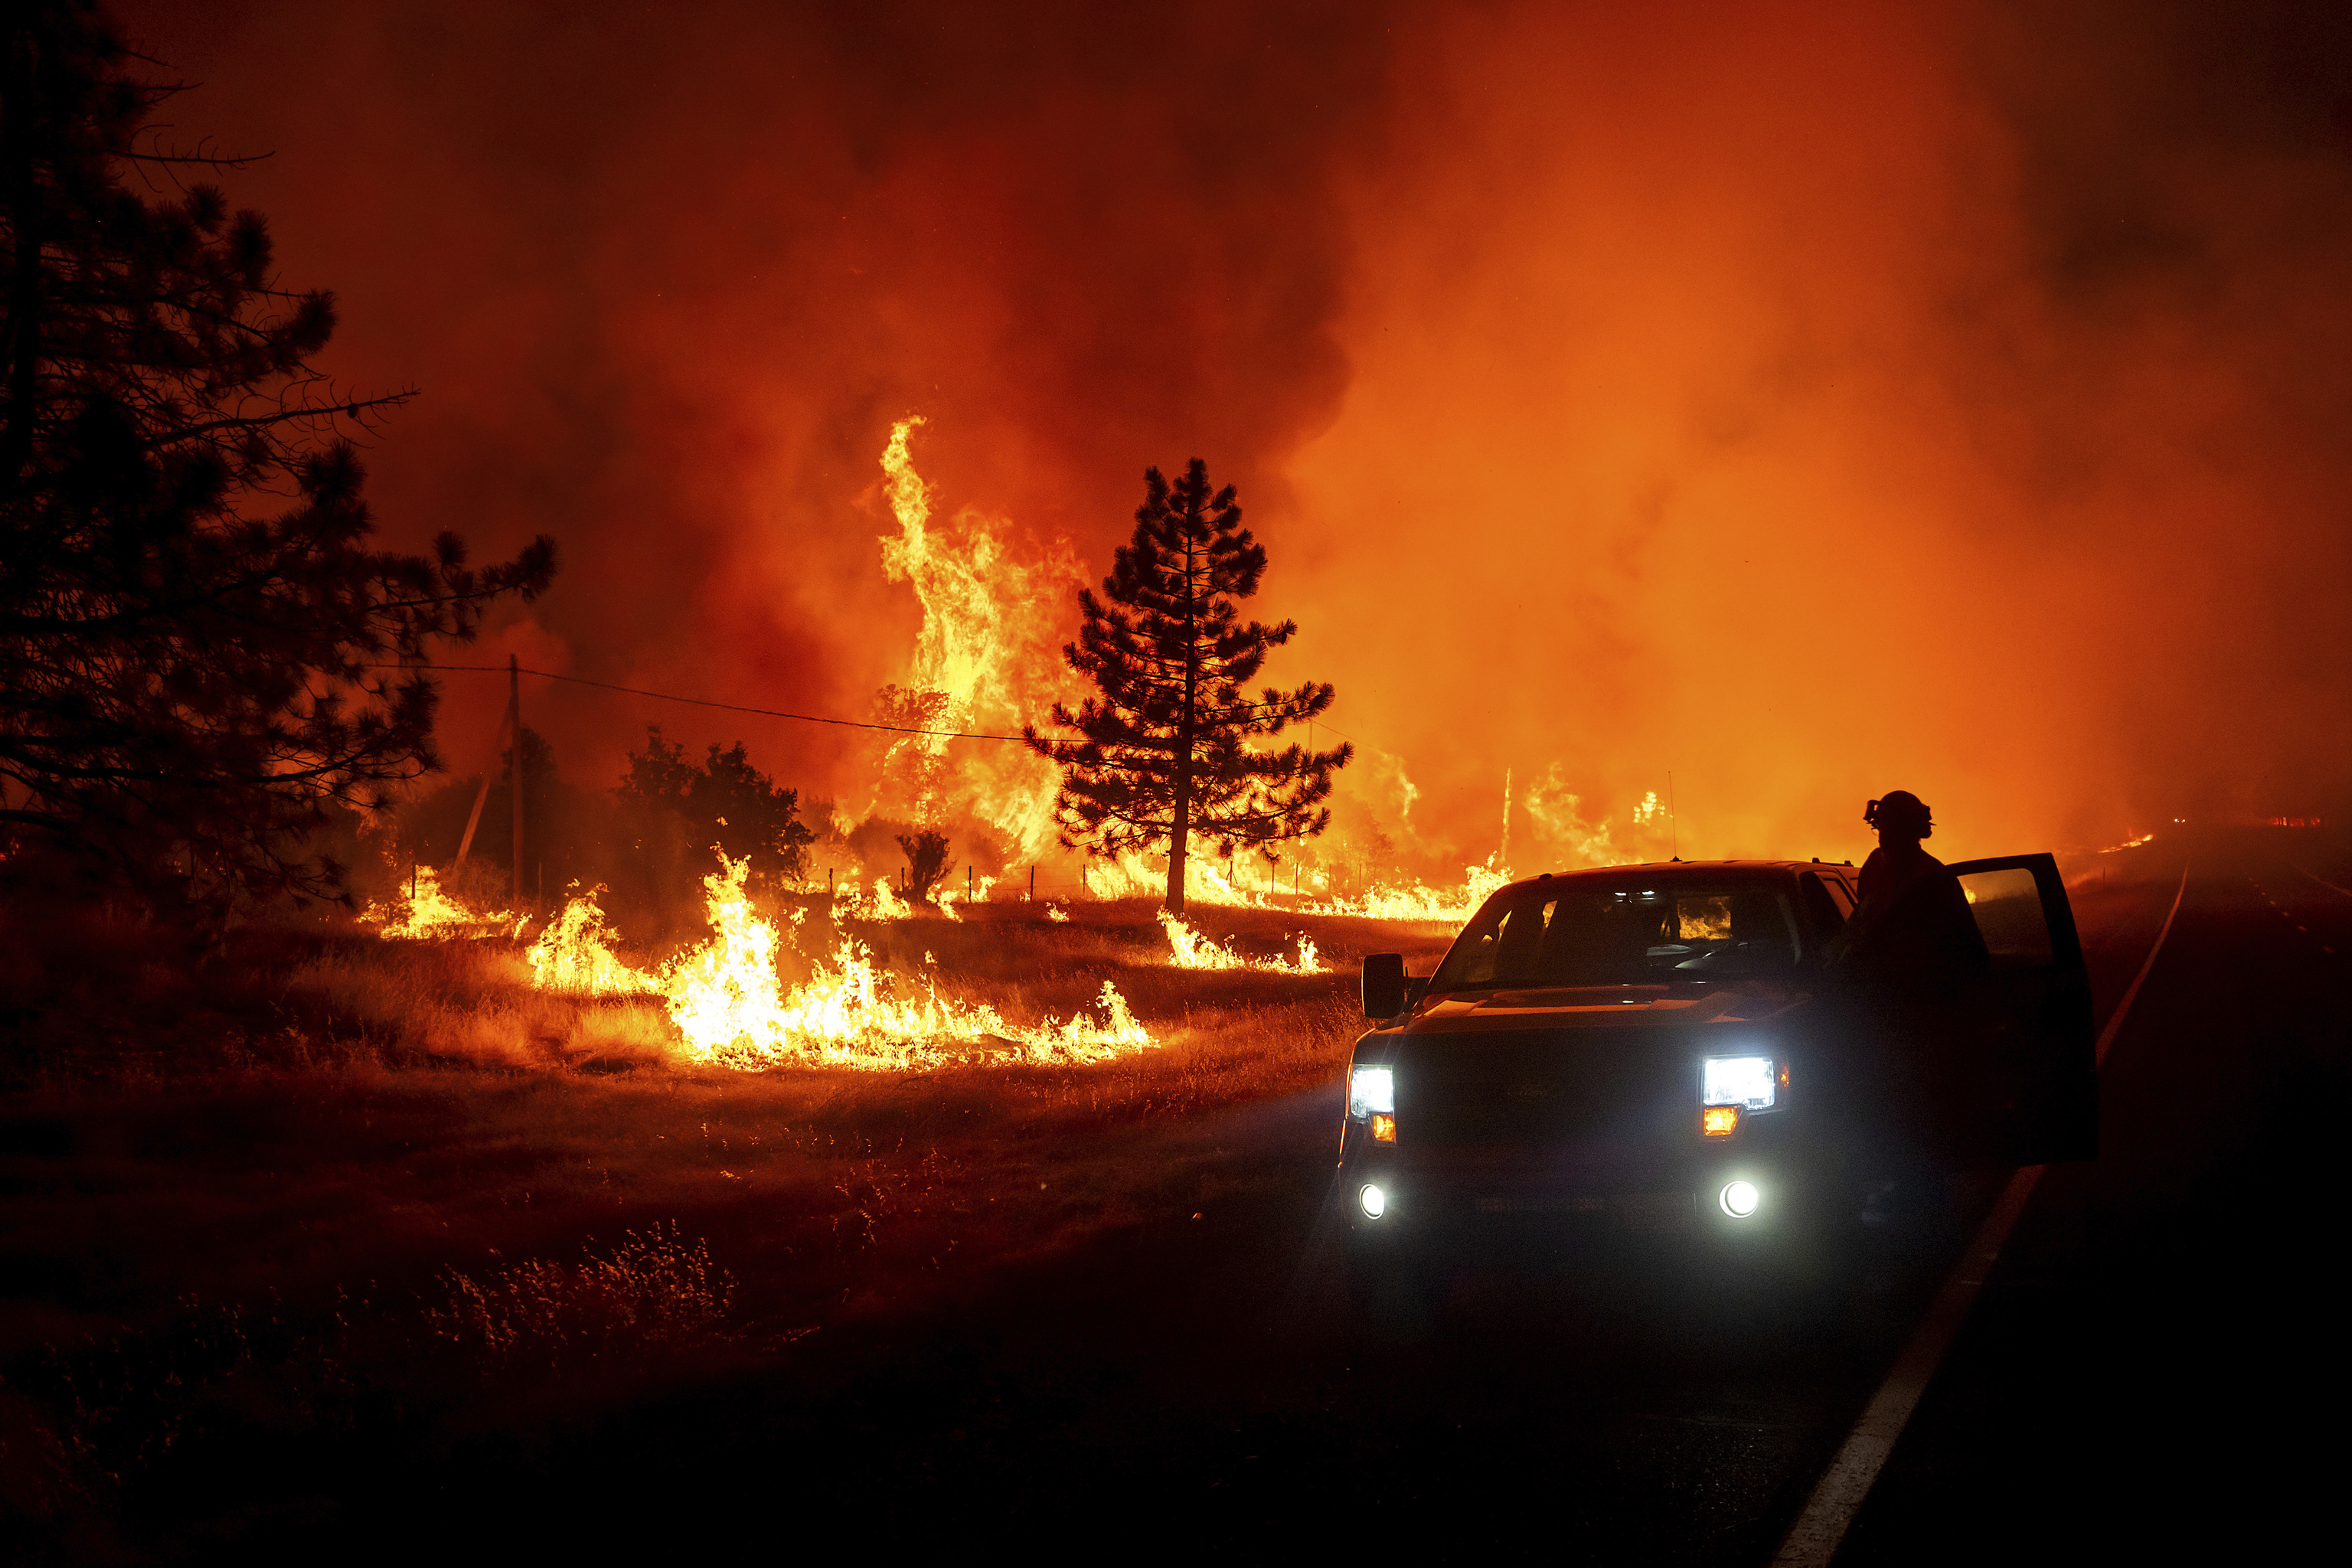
1340,856,2093,1299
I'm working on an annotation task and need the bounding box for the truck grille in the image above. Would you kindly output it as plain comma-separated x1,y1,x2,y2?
1396,1027,1694,1150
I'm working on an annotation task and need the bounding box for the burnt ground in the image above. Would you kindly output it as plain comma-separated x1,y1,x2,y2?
3,829,2338,1562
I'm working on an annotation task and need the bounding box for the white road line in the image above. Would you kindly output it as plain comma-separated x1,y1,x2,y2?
1769,861,2190,1567
2297,866,2352,901
2094,864,2187,1068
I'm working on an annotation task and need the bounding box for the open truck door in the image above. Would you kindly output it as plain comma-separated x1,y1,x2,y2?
1945,852,2098,1166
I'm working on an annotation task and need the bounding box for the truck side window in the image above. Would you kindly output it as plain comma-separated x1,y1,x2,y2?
1799,873,1846,949
1955,866,2053,967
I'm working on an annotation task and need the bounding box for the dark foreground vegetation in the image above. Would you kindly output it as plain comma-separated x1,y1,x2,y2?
0,896,1449,1557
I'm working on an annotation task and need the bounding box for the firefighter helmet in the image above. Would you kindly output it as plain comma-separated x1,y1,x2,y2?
1864,790,1933,838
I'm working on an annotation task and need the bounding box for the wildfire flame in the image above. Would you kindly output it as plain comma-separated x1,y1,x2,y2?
526,885,659,995
1296,854,1514,924
525,852,1157,1070
933,874,996,922
835,876,914,921
873,416,1073,853
361,865,528,941
1076,837,1297,908
1157,911,1322,974
669,858,1150,1068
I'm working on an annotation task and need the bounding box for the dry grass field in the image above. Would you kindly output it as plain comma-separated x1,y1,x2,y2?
0,894,1454,1555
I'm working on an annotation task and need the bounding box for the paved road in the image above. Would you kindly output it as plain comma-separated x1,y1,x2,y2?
348,829,2329,1563
1835,830,2344,1563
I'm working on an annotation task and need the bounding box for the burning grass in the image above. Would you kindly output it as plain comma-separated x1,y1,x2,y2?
502,853,1168,1070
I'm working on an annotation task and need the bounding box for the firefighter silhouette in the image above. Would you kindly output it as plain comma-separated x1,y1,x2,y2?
1826,789,1993,1207
1831,789,1989,997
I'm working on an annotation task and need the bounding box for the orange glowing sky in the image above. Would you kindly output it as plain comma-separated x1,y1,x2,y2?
119,0,2352,877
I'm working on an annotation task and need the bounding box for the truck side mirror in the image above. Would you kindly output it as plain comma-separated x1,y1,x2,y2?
1362,952,1407,1019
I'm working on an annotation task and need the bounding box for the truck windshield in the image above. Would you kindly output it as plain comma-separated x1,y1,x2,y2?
1428,877,1801,993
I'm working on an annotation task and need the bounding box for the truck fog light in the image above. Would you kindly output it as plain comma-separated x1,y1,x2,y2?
1719,1180,1760,1218
1359,1183,1388,1219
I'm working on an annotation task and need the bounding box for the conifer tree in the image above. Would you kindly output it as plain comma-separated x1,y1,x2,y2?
1024,459,1350,913
0,4,557,907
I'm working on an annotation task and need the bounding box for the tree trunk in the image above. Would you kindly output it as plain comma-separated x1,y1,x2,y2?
1168,740,1191,914
1167,533,1200,914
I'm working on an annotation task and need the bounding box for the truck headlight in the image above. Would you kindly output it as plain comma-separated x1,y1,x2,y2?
1349,1064,1394,1120
1702,1055,1776,1111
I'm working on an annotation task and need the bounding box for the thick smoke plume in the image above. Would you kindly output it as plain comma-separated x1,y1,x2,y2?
120,0,2352,878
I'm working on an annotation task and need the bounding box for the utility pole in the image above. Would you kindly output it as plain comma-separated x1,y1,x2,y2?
509,654,524,906
453,673,516,870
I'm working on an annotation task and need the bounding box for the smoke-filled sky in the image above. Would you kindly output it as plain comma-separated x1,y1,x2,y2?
116,0,2352,877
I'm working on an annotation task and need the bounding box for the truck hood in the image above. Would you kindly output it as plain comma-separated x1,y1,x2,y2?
1394,980,1809,1039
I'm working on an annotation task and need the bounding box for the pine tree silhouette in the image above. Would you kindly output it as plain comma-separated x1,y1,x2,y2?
0,5,556,908
1024,459,1350,912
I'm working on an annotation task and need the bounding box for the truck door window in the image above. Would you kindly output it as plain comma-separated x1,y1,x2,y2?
1817,875,1854,917
1955,866,2053,968
1799,873,1845,946
1492,897,1551,976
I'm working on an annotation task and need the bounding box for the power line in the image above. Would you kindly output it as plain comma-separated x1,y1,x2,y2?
363,663,1027,741
365,662,1379,750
